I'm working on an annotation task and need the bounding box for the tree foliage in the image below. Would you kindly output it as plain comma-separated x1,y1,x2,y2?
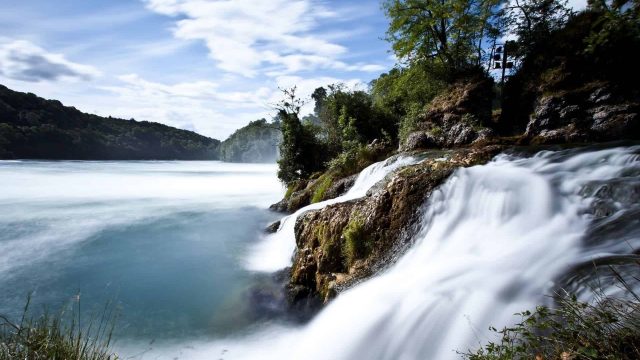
0,85,219,160
506,0,573,58
313,84,395,153
276,87,328,184
383,0,504,77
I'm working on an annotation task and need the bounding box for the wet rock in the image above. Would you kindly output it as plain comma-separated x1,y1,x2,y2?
265,220,281,233
269,199,289,213
402,131,441,151
324,174,357,199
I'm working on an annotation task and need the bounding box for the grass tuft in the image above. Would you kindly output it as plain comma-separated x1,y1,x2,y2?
0,295,119,360
311,174,333,204
342,215,368,267
464,264,640,360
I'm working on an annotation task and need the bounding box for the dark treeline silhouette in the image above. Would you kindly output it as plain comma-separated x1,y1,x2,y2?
0,84,220,160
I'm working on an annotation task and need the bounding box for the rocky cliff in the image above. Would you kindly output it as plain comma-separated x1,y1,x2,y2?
274,68,639,309
402,77,495,152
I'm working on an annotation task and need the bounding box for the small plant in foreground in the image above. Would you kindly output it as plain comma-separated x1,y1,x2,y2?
464,266,640,360
0,295,119,360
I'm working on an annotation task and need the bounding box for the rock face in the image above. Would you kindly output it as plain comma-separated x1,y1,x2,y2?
324,174,357,200
288,146,503,304
525,84,640,143
269,179,310,213
402,77,495,151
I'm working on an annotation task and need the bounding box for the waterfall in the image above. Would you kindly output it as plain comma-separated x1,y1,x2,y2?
282,145,640,360
245,155,419,272
129,145,640,359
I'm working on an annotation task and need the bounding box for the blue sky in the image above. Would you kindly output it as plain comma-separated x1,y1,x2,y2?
0,0,394,139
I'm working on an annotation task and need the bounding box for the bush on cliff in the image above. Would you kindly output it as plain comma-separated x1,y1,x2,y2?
276,88,329,184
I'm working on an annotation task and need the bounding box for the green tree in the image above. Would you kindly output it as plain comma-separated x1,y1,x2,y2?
276,87,327,184
313,84,396,153
506,0,573,58
383,0,505,77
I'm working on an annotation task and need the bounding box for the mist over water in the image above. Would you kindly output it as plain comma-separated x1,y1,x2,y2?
0,161,283,340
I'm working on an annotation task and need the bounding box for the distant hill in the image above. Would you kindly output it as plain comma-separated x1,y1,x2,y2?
0,84,220,160
220,118,281,163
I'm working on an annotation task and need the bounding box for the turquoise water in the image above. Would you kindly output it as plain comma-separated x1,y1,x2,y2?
0,161,284,343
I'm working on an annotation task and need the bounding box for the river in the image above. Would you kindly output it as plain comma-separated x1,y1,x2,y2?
1,145,639,359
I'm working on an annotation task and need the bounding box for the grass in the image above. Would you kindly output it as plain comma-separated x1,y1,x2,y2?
0,295,119,360
464,265,640,360
342,215,368,267
311,174,333,203
284,183,296,199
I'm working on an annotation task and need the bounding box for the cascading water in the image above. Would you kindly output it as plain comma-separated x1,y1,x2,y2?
121,145,640,359
245,155,419,272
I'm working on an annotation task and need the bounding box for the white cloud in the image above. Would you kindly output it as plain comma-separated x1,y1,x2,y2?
98,74,276,139
0,39,101,82
567,0,588,11
95,73,368,139
143,0,384,77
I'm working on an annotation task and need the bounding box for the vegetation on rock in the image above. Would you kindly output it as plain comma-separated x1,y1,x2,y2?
289,147,503,303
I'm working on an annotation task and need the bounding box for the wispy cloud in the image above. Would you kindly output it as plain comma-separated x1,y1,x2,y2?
0,39,101,82
143,0,385,77
97,74,274,138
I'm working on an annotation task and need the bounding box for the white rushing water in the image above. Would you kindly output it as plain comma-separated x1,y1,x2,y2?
135,145,640,360
245,155,419,272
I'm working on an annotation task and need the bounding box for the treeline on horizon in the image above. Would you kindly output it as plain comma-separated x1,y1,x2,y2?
0,83,283,162
275,0,640,185
0,84,221,160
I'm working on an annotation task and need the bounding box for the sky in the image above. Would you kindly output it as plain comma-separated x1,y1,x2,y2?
0,0,394,139
0,0,588,140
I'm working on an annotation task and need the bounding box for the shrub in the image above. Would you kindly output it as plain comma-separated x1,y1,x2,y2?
464,265,640,360
327,143,388,180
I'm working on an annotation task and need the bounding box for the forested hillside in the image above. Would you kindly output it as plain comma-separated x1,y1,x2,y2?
219,118,281,163
0,84,220,160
